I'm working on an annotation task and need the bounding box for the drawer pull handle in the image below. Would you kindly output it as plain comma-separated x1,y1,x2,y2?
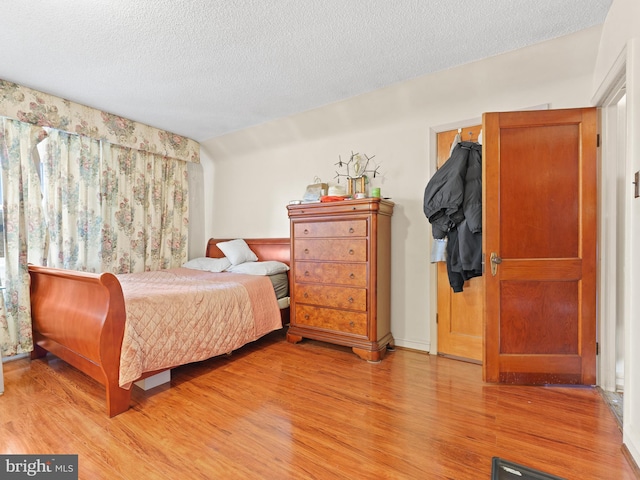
304,292,309,298
304,271,310,276
304,314,310,320
349,273,355,279
304,229,309,234
349,227,354,233
348,297,354,303
349,321,355,327
304,248,309,254
348,249,354,255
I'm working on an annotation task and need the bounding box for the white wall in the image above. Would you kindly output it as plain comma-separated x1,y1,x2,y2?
625,44,640,463
197,26,602,352
592,0,640,467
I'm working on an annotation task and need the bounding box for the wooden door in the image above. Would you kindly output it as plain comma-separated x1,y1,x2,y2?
436,126,483,363
483,108,597,384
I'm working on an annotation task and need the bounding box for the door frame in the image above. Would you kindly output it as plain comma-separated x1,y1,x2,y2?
597,80,627,393
592,46,628,393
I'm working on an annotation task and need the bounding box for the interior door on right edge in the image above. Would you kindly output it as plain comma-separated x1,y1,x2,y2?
483,107,598,384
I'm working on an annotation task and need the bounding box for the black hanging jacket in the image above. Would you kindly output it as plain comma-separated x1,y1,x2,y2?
423,141,482,292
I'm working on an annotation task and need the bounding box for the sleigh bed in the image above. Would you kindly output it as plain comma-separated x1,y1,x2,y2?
28,237,291,417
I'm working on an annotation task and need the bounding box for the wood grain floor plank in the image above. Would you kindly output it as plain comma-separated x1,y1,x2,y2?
0,331,636,479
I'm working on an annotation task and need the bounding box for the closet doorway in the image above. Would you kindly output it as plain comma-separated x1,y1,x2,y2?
435,125,483,363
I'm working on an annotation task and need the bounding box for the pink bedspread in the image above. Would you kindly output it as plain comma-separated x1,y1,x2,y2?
116,268,282,388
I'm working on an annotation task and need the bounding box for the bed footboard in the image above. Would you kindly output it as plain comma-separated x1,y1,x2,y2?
27,238,291,417
29,265,131,417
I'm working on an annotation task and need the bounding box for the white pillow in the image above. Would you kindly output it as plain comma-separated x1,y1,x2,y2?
228,261,289,276
182,256,231,273
216,239,258,266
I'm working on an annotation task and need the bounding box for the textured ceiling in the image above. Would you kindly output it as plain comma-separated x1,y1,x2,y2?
0,0,612,142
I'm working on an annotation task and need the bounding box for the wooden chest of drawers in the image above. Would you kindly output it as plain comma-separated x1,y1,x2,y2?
286,198,394,361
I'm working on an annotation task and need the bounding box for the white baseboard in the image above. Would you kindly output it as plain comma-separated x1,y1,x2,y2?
623,427,640,475
393,339,430,353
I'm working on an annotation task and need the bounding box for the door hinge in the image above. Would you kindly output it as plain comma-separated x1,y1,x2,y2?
597,134,601,147
596,342,599,355
436,313,438,324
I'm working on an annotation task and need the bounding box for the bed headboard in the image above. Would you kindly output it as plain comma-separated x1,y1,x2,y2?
206,238,291,266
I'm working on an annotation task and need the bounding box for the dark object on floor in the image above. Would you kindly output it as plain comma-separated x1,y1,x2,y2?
492,458,567,480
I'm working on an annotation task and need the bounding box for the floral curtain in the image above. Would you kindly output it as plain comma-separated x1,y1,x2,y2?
0,80,200,164
38,137,189,274
101,144,188,274
0,118,48,356
0,80,194,358
39,129,103,271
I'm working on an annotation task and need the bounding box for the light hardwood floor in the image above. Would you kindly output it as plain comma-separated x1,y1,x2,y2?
1,329,638,479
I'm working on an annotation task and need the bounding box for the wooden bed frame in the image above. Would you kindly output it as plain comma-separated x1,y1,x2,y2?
28,237,291,417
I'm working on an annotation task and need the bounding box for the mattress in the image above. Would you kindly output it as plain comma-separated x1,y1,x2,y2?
116,268,283,387
268,272,289,300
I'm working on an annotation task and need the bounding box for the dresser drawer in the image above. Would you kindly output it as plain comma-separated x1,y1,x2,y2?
294,238,367,262
294,219,367,238
294,284,366,311
294,261,367,287
294,304,367,336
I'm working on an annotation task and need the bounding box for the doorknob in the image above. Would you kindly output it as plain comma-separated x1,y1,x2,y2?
490,252,502,276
